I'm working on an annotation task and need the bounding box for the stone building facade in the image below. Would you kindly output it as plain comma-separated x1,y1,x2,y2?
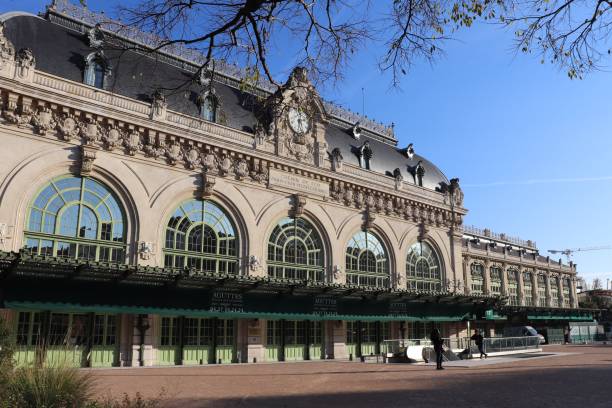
0,1,587,368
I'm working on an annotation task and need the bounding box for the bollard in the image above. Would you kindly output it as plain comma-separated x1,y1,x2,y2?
253,357,257,363
360,355,365,363
218,358,222,364
349,353,353,361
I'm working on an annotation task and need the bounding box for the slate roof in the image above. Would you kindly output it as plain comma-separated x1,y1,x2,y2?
2,12,449,191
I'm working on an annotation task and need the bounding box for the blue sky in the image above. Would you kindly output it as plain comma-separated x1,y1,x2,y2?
2,1,611,287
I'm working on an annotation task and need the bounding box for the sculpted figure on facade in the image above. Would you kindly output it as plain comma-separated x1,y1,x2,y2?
15,48,35,81
138,241,155,261
449,177,464,207
393,167,403,190
183,146,200,169
202,152,218,173
150,89,167,121
355,190,365,208
234,158,249,180
142,133,164,158
249,255,261,272
330,147,343,172
218,154,232,176
87,24,104,48
0,22,15,72
249,161,269,183
79,117,100,145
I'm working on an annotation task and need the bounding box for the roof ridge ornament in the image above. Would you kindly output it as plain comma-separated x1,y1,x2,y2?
399,143,415,159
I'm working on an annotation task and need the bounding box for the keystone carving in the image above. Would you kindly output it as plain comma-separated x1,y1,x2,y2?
80,145,97,175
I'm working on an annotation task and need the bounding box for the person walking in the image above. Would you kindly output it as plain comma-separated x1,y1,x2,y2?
471,329,488,359
430,328,445,370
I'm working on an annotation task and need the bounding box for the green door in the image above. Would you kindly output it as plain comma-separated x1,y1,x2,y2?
309,321,324,360
360,321,377,356
182,318,213,365
90,314,119,367
157,317,180,365
13,311,41,367
45,313,88,368
284,321,306,361
265,320,282,362
215,319,235,364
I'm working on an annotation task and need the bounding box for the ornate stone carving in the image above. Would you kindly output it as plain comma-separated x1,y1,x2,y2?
183,146,200,169
351,122,362,140
364,208,376,230
150,89,167,121
290,193,307,218
418,222,429,241
249,161,269,183
200,171,216,197
80,145,97,175
15,48,35,81
31,107,56,135
234,159,249,180
332,264,343,281
329,180,342,200
413,160,425,186
87,24,105,48
355,190,365,208
249,255,261,272
0,22,15,72
218,154,232,176
164,141,182,165
449,177,464,207
142,134,164,158
79,118,100,145
202,152,218,173
102,124,124,150
343,188,354,206
330,147,343,172
123,130,142,156
55,113,80,140
138,241,155,261
393,168,403,190
365,193,375,209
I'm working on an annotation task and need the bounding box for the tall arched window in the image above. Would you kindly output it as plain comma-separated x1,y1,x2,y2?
507,269,519,306
24,176,126,262
523,271,533,306
267,217,324,281
346,231,389,287
406,241,443,291
164,199,238,274
84,52,108,89
537,274,547,306
470,263,484,295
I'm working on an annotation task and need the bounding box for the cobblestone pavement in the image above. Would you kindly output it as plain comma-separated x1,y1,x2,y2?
89,345,612,408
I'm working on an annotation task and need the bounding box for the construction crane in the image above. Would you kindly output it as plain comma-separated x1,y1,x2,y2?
548,246,612,263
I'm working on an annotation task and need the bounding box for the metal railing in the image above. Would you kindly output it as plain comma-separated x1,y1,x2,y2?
484,336,540,353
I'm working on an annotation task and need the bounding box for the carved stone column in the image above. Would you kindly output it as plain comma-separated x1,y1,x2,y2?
532,272,540,306
500,262,508,297
462,256,471,295
570,278,579,308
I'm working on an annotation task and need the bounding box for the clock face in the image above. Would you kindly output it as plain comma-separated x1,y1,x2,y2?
288,108,310,134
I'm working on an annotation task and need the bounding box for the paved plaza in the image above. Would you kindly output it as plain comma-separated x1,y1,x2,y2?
89,345,612,407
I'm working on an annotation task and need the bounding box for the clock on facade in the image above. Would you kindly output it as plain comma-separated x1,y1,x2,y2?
288,107,310,134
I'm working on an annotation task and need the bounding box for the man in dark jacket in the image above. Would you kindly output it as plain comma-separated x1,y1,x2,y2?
430,328,445,370
471,329,487,359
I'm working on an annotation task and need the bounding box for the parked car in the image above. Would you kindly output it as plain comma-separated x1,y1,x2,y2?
503,326,546,343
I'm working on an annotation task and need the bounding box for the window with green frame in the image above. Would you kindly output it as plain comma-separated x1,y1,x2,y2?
406,241,443,291
160,317,179,346
266,321,282,346
470,263,485,295
346,321,356,344
550,277,560,307
184,318,213,346
284,320,307,345
346,231,389,288
216,319,234,346
16,311,41,346
92,315,117,346
490,266,502,296
164,199,238,274
24,176,127,262
267,217,324,281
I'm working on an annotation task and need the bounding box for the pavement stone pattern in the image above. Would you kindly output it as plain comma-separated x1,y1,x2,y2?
88,345,612,407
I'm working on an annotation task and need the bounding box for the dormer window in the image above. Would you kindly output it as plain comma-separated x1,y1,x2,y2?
84,52,109,89
358,141,372,170
198,91,218,123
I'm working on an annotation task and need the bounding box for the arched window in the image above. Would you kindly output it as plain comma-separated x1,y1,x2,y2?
24,176,126,262
164,199,238,274
470,263,484,295
507,269,519,306
346,231,389,287
84,52,108,89
523,271,533,306
537,273,547,306
267,217,324,281
199,93,218,122
406,241,443,291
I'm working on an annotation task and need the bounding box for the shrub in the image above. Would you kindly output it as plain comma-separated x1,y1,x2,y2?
0,315,15,403
87,390,167,408
5,365,96,408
